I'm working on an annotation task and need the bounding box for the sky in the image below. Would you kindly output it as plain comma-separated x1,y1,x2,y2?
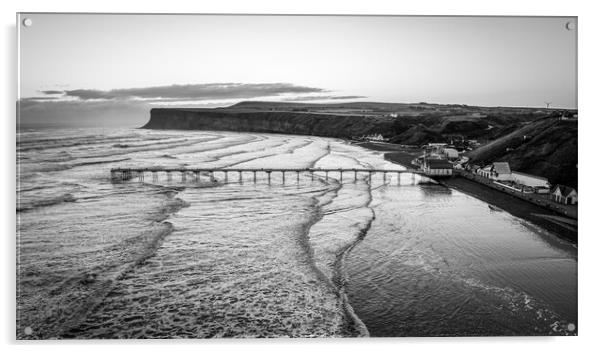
18,14,577,127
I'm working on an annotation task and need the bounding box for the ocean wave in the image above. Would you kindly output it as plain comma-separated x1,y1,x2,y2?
33,151,74,163
70,157,131,167
18,163,71,174
18,221,177,339
17,193,77,212
17,189,190,339
18,134,143,152
159,154,178,159
71,139,208,160
17,181,83,194
458,277,576,335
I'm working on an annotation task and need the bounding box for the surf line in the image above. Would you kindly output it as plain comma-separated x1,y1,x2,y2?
332,177,376,338
299,172,372,337
51,186,192,338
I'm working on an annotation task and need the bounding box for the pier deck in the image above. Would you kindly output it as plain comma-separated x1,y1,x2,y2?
110,167,435,183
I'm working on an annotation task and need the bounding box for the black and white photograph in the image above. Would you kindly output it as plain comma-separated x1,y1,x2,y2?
15,12,578,339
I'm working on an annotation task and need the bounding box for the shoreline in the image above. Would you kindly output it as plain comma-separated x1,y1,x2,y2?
440,177,577,243
355,141,577,244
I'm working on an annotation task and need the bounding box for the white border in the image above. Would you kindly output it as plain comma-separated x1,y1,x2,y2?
2,1,600,352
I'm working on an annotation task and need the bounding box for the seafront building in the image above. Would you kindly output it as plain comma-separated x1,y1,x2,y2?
442,148,459,159
511,171,550,190
550,185,578,205
422,158,453,176
473,162,551,192
476,165,492,178
491,162,512,181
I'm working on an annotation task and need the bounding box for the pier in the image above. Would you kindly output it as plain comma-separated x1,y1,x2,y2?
110,167,434,184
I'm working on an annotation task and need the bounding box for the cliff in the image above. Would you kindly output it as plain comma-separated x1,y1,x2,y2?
142,108,393,138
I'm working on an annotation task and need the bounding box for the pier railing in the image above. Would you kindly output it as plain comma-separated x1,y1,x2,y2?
110,167,430,184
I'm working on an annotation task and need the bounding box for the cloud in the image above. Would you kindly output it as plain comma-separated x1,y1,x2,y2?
21,96,61,101
42,83,326,101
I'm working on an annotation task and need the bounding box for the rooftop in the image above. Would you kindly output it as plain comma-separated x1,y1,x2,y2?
492,162,512,174
426,159,452,169
553,185,577,196
512,171,549,182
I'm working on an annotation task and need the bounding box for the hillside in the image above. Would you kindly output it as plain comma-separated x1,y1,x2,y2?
466,117,578,188
389,124,446,145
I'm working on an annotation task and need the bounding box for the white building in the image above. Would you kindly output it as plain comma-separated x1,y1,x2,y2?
365,134,385,141
511,171,550,188
442,148,459,159
550,185,578,205
477,165,492,178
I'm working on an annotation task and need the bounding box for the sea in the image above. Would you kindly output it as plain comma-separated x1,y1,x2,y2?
16,127,577,338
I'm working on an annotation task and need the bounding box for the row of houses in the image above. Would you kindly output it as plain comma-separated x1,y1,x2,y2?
475,162,549,189
418,144,578,206
470,162,577,205
359,134,387,142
